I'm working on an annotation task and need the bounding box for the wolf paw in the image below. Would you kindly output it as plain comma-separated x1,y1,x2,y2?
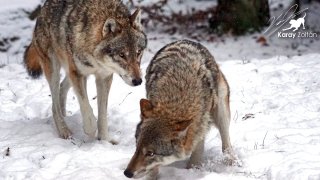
186,164,201,169
58,127,72,139
186,160,202,169
97,135,118,145
223,152,242,167
109,139,119,145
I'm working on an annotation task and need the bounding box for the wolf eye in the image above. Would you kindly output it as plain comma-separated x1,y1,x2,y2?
119,53,125,58
146,151,154,157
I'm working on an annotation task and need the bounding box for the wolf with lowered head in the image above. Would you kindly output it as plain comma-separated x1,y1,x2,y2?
24,0,147,142
124,40,238,179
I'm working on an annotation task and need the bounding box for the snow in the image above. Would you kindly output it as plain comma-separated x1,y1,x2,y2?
0,0,40,11
0,0,40,64
132,0,217,15
1,0,320,180
1,50,320,179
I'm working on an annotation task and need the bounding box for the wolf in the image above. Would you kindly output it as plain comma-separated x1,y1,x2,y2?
24,0,147,142
124,40,238,179
282,13,306,32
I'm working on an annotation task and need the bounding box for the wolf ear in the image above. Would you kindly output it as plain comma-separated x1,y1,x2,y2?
103,18,118,36
173,120,192,132
130,8,142,30
140,99,153,118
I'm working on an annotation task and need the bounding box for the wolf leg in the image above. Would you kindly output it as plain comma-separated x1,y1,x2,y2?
215,100,232,154
60,76,70,117
45,53,71,138
69,71,97,138
213,74,239,165
96,75,115,143
214,104,237,165
187,139,204,169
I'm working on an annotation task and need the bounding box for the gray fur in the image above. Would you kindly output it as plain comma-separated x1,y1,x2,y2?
24,0,147,141
125,40,239,179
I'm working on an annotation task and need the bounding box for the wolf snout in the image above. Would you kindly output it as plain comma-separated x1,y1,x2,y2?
132,78,142,86
124,169,134,178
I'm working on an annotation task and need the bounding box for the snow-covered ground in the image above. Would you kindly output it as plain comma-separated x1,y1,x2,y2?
1,49,320,180
1,1,320,180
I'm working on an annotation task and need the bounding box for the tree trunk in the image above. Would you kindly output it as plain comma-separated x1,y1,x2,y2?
210,0,270,35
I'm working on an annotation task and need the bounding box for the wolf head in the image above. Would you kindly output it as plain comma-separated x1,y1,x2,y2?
124,99,192,178
94,9,147,86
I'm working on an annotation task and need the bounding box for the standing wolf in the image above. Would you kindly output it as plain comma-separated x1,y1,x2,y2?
124,40,238,179
24,0,147,142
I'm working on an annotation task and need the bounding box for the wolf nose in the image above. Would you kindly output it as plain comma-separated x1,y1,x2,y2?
124,169,134,178
132,78,142,86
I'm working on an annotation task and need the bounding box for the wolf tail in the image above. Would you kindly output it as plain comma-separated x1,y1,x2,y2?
24,42,43,79
302,12,306,19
